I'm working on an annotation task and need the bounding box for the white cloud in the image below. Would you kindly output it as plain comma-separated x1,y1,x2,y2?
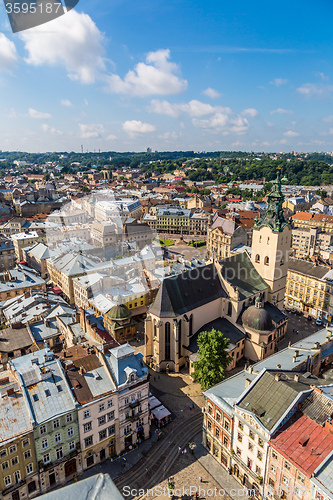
322,116,333,123
106,49,187,96
202,87,221,99
20,11,106,84
28,108,51,119
193,113,249,135
280,139,287,144
270,108,293,115
42,124,63,135
283,130,299,137
0,33,18,70
266,121,274,127
60,99,72,107
106,134,117,140
79,123,104,139
270,78,288,86
149,99,232,118
241,108,259,117
149,99,252,135
315,72,329,81
122,120,156,134
296,83,333,98
158,131,179,140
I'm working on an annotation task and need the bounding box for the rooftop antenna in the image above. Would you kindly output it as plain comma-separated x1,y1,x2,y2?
81,145,83,153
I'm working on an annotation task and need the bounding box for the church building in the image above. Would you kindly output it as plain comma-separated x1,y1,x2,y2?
144,170,291,372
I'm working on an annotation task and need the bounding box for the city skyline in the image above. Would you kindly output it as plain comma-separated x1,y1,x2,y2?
0,0,333,152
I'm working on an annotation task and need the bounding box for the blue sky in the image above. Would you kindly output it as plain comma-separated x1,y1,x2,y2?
1,0,333,152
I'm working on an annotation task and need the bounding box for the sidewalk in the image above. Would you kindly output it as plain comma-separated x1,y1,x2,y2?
192,433,247,500
78,427,160,482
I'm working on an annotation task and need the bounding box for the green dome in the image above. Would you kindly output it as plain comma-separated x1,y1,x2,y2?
107,303,131,321
242,305,273,332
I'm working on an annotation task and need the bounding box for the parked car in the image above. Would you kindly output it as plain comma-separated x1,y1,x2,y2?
295,310,302,316
307,315,312,321
316,318,322,326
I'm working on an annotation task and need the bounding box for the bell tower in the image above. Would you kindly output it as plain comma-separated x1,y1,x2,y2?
251,168,291,310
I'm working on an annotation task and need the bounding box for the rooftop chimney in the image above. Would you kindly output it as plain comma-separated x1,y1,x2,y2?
294,374,300,383
245,378,252,388
275,373,281,382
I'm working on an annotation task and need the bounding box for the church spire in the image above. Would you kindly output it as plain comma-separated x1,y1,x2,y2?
254,167,289,232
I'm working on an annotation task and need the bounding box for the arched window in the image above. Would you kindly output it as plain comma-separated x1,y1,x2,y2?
178,320,182,357
227,302,232,316
153,320,157,338
165,322,170,360
267,237,270,244
264,256,269,265
189,315,193,337
255,254,260,263
259,236,262,243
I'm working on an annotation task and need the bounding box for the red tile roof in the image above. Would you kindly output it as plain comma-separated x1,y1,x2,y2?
269,413,333,477
291,212,313,221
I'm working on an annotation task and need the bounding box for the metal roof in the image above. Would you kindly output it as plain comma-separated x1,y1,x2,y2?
270,413,333,477
11,349,76,424
0,370,33,444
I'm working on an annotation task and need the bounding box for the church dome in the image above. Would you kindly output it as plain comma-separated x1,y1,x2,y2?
107,303,131,321
242,304,273,332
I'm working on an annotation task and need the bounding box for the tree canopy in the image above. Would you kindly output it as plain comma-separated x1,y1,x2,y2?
192,329,232,390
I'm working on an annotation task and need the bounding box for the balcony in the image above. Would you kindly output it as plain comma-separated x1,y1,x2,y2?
38,448,79,472
2,478,26,496
129,400,140,409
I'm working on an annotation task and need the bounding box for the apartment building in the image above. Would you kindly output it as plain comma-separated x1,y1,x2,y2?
104,344,150,451
0,218,27,236
47,210,87,225
203,391,233,469
292,212,333,233
267,410,333,500
62,346,118,470
155,207,191,234
291,227,317,258
285,258,333,320
206,215,247,260
22,243,57,279
230,370,320,498
0,236,15,272
46,253,95,304
0,269,46,302
94,199,142,221
90,221,117,248
12,231,46,261
10,349,82,493
0,370,39,500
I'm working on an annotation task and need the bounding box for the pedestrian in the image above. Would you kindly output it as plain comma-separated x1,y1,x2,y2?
199,477,202,483
195,493,198,499
178,446,182,453
184,448,187,454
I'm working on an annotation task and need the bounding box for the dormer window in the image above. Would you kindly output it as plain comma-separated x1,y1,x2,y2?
130,374,135,382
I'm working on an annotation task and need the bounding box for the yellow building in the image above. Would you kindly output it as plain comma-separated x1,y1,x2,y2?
285,258,332,321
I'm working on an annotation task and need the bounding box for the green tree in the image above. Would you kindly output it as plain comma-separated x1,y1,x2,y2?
192,329,232,389
316,189,327,199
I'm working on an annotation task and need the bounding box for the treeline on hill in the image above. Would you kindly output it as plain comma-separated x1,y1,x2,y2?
1,150,333,185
